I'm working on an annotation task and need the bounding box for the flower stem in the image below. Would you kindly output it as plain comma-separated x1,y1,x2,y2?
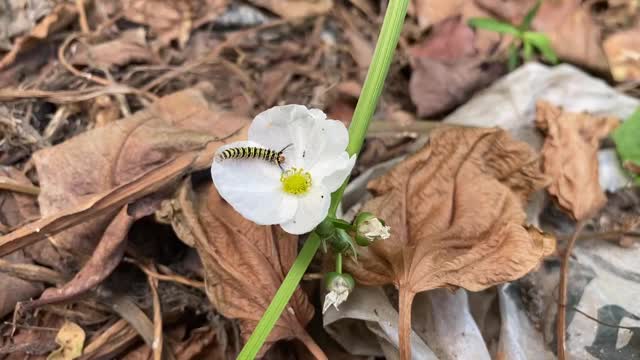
336,253,343,274
236,233,322,360
329,0,409,216
238,1,408,358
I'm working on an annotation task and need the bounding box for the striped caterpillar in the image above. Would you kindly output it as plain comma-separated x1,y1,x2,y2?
217,144,293,170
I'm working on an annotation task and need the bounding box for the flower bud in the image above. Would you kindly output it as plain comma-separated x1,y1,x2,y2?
315,217,336,237
329,229,356,254
354,212,390,246
323,272,355,313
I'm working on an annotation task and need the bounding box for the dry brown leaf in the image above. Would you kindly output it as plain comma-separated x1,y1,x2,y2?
121,0,228,46
344,127,553,360
535,101,620,220
409,17,503,117
169,180,324,359
0,3,77,70
23,206,136,309
0,89,247,260
31,88,248,255
0,167,43,317
603,26,640,81
71,29,158,68
410,0,465,30
248,0,332,19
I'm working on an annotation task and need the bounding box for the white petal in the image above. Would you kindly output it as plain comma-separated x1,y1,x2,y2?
310,153,356,192
249,105,315,169
249,105,350,170
301,117,350,170
280,185,330,234
211,141,297,225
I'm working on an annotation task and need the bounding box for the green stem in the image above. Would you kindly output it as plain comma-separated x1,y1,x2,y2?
237,233,322,360
336,253,343,274
329,0,409,216
238,1,409,358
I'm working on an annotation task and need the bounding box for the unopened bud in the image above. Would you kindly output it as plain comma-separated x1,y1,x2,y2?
354,212,390,246
323,272,355,313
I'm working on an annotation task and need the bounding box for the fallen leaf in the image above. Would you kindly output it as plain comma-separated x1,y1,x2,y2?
410,0,465,30
612,108,640,184
0,3,77,70
0,167,43,317
121,0,228,46
47,321,85,360
23,206,134,309
344,127,553,360
247,0,332,19
535,101,620,220
71,29,158,68
0,0,53,49
169,180,324,358
31,88,248,255
603,26,640,81
409,16,476,60
409,17,503,117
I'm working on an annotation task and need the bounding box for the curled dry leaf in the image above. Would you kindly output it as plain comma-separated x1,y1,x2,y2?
167,180,324,359
0,3,77,70
247,0,332,19
535,101,620,220
344,127,554,360
121,0,228,46
31,88,248,255
409,17,503,117
603,26,640,82
23,206,134,309
71,29,158,69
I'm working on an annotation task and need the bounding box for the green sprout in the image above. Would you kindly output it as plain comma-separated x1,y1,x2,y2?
612,108,640,185
468,0,558,70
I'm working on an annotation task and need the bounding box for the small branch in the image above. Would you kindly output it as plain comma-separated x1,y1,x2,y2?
75,0,90,33
557,220,586,360
0,177,40,195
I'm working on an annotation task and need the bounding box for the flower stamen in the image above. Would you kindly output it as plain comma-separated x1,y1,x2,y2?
281,168,312,195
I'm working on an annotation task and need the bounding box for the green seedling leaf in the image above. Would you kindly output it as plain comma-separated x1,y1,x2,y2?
520,0,542,31
523,40,534,61
524,31,558,64
468,18,521,36
612,108,640,184
508,43,520,71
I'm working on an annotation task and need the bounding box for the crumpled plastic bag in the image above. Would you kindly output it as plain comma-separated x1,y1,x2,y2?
326,63,640,359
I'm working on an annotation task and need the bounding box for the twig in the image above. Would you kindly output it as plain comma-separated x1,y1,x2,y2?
0,177,40,195
3,322,59,332
124,258,205,290
572,307,639,330
75,0,90,33
146,264,163,360
58,33,110,86
57,33,158,102
557,220,586,360
141,18,291,92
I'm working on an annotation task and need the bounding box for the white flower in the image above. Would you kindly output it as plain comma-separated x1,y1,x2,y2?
322,275,353,314
211,105,356,234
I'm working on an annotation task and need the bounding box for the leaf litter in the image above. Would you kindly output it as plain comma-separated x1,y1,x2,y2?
0,0,639,359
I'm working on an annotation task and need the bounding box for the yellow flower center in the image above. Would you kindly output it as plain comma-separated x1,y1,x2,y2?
281,168,312,195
